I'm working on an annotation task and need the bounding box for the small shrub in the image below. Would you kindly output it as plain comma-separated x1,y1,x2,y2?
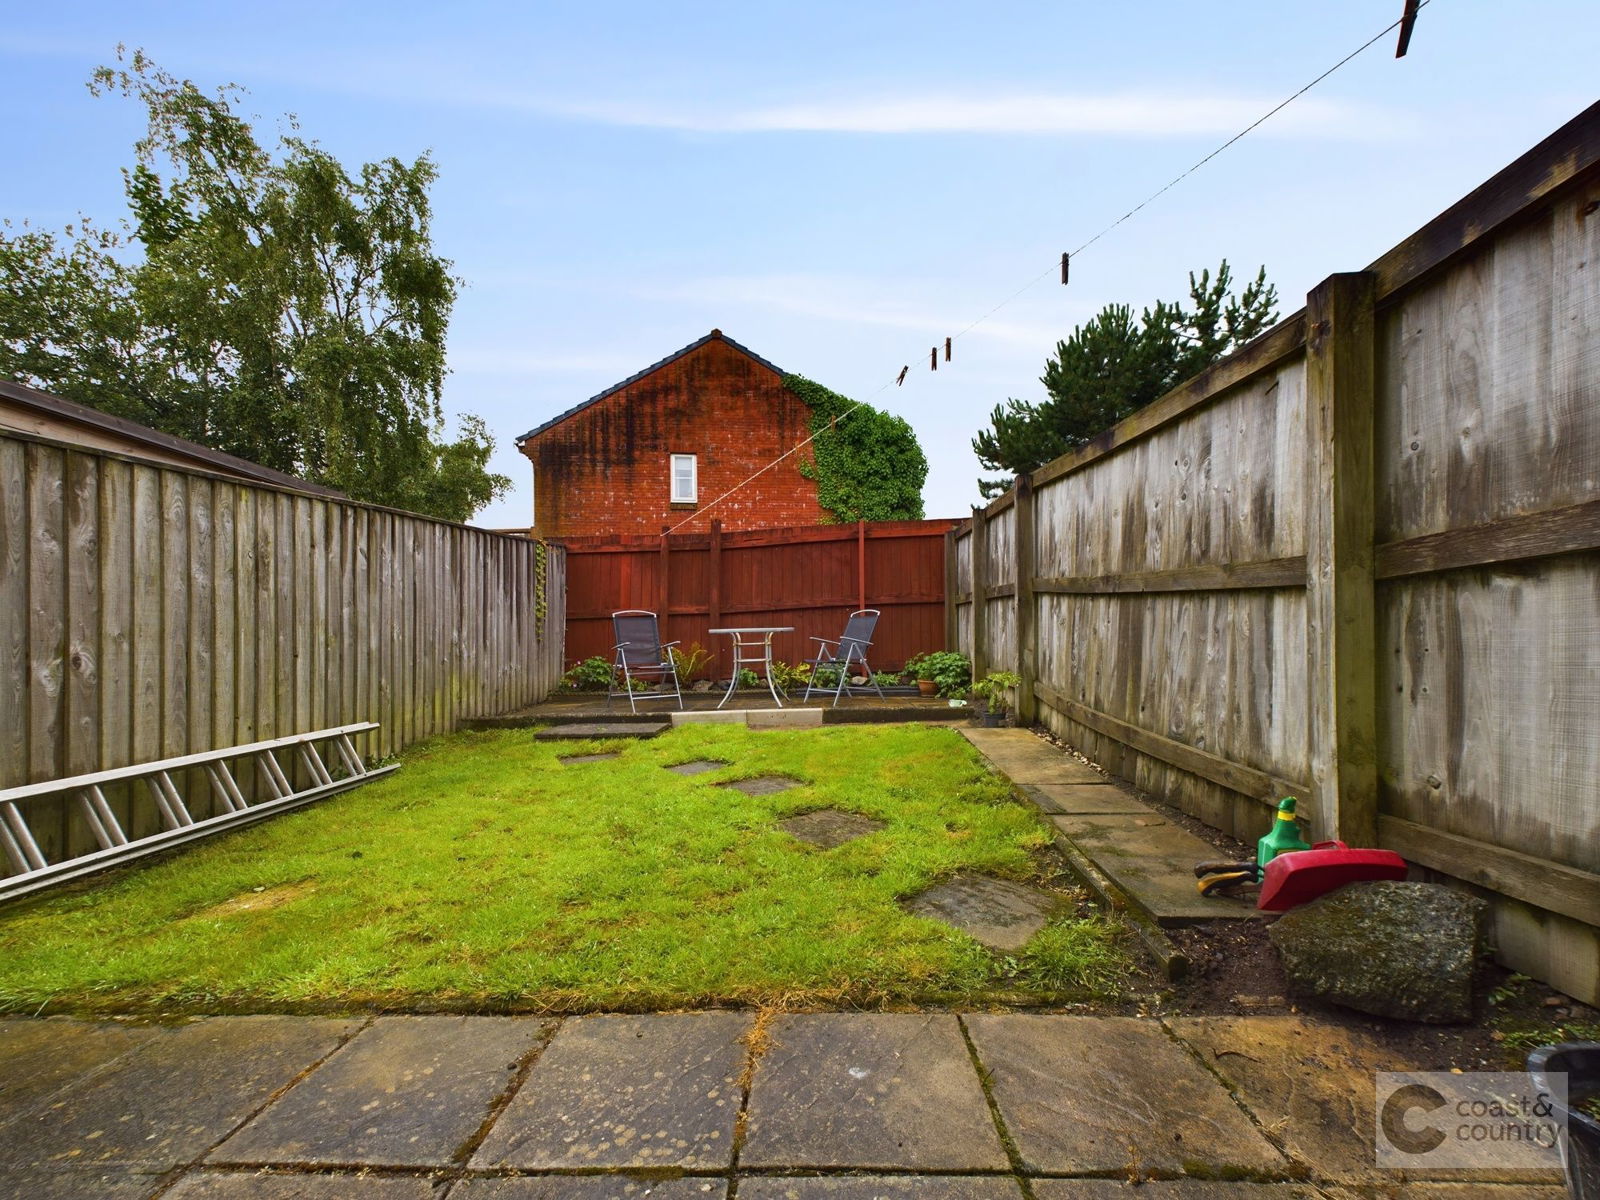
971,670,1022,716
905,650,971,697
736,667,761,688
768,660,813,692
561,655,615,691
668,641,713,681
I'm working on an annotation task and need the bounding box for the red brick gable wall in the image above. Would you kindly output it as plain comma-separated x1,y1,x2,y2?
520,336,825,537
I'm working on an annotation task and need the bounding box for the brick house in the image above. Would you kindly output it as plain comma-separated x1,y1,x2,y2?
515,329,827,538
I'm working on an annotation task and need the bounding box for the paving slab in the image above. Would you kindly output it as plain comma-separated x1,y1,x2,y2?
472,1012,750,1171
1,1016,361,1171
1021,780,1148,816
777,809,886,848
164,1172,438,1198
0,1168,165,1199
1314,1189,1567,1200
738,1177,1024,1199
1164,1016,1565,1186
741,1013,1008,1172
963,1015,1283,1177
0,1018,161,1128
747,708,823,729
1030,1184,1321,1199
452,1178,728,1199
960,728,1109,785
534,724,668,740
559,752,622,764
672,710,746,726
718,775,804,796
1051,814,1264,923
666,759,732,775
901,873,1059,951
213,1016,548,1167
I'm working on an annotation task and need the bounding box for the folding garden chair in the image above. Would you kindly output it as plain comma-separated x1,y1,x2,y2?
802,609,885,707
609,610,684,714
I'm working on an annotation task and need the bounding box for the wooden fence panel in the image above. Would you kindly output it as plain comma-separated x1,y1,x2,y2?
560,519,954,678
0,434,565,867
945,102,1600,1003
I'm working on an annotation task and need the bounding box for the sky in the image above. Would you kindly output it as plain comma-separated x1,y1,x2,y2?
2,1,1595,528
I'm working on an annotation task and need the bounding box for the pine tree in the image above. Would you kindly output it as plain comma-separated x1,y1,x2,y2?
972,261,1278,496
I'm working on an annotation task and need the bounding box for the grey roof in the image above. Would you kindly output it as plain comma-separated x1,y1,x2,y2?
0,378,344,498
515,329,785,443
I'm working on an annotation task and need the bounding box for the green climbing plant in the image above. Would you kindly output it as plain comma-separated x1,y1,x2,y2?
784,374,927,522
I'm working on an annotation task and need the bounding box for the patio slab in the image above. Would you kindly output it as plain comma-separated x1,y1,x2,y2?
165,1172,438,1199
559,752,621,764
0,1017,161,1128
0,1016,361,1171
0,1169,166,1199
962,1014,1284,1177
901,873,1059,951
451,1178,729,1199
1163,1015,1564,1186
960,728,1109,786
738,1178,1023,1199
472,1012,750,1171
533,723,668,740
741,1013,1008,1172
1051,813,1265,924
778,809,886,848
212,1016,548,1167
1030,1185,1320,1199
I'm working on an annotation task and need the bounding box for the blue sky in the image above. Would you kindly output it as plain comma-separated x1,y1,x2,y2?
3,2,1595,526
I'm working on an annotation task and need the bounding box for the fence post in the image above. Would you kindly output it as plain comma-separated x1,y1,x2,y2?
857,519,867,612
969,505,988,681
1013,474,1037,726
708,519,723,676
1305,271,1379,847
658,525,671,630
943,528,957,653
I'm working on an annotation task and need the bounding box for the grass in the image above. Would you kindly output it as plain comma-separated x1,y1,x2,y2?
0,723,1131,1015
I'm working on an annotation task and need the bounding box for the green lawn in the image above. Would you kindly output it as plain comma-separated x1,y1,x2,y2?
0,724,1129,1014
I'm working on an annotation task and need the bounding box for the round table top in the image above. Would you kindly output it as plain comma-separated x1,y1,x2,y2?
707,626,794,635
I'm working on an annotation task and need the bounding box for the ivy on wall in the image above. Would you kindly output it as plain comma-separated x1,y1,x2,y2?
785,374,927,522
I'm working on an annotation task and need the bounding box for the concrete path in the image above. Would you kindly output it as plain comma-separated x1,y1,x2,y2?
961,729,1265,926
0,1013,1562,1199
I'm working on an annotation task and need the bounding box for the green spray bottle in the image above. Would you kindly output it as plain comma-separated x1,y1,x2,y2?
1257,796,1311,868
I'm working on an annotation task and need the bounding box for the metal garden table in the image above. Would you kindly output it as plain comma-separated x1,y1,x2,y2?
707,626,794,708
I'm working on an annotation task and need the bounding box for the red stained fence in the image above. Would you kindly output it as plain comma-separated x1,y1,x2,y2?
558,519,957,680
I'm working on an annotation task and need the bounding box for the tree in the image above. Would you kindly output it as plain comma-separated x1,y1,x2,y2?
972,261,1278,496
0,49,508,522
785,374,926,521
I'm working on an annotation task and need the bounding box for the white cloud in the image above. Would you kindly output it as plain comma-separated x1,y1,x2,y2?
556,91,1396,139
446,347,638,377
642,273,1068,347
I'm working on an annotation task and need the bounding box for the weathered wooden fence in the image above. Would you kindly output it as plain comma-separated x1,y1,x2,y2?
950,102,1600,1004
1,429,566,866
561,518,954,677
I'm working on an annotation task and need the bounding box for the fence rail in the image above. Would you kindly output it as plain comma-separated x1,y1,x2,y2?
559,518,954,678
948,101,1600,1005
1,430,566,871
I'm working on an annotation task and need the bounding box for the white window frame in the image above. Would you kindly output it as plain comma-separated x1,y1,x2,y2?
670,453,697,503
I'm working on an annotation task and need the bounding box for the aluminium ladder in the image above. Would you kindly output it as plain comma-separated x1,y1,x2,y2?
0,723,398,903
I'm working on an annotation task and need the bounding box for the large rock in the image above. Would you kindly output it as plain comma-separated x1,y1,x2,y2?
1268,881,1487,1023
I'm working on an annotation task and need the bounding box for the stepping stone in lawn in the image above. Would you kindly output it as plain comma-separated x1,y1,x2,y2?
779,809,886,848
557,752,620,764
718,774,804,796
902,872,1060,952
665,758,731,775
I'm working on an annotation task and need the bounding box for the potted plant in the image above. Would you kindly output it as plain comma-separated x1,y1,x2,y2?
905,651,971,698
970,670,1022,727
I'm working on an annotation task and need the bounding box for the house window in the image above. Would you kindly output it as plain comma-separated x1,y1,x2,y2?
670,454,697,503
